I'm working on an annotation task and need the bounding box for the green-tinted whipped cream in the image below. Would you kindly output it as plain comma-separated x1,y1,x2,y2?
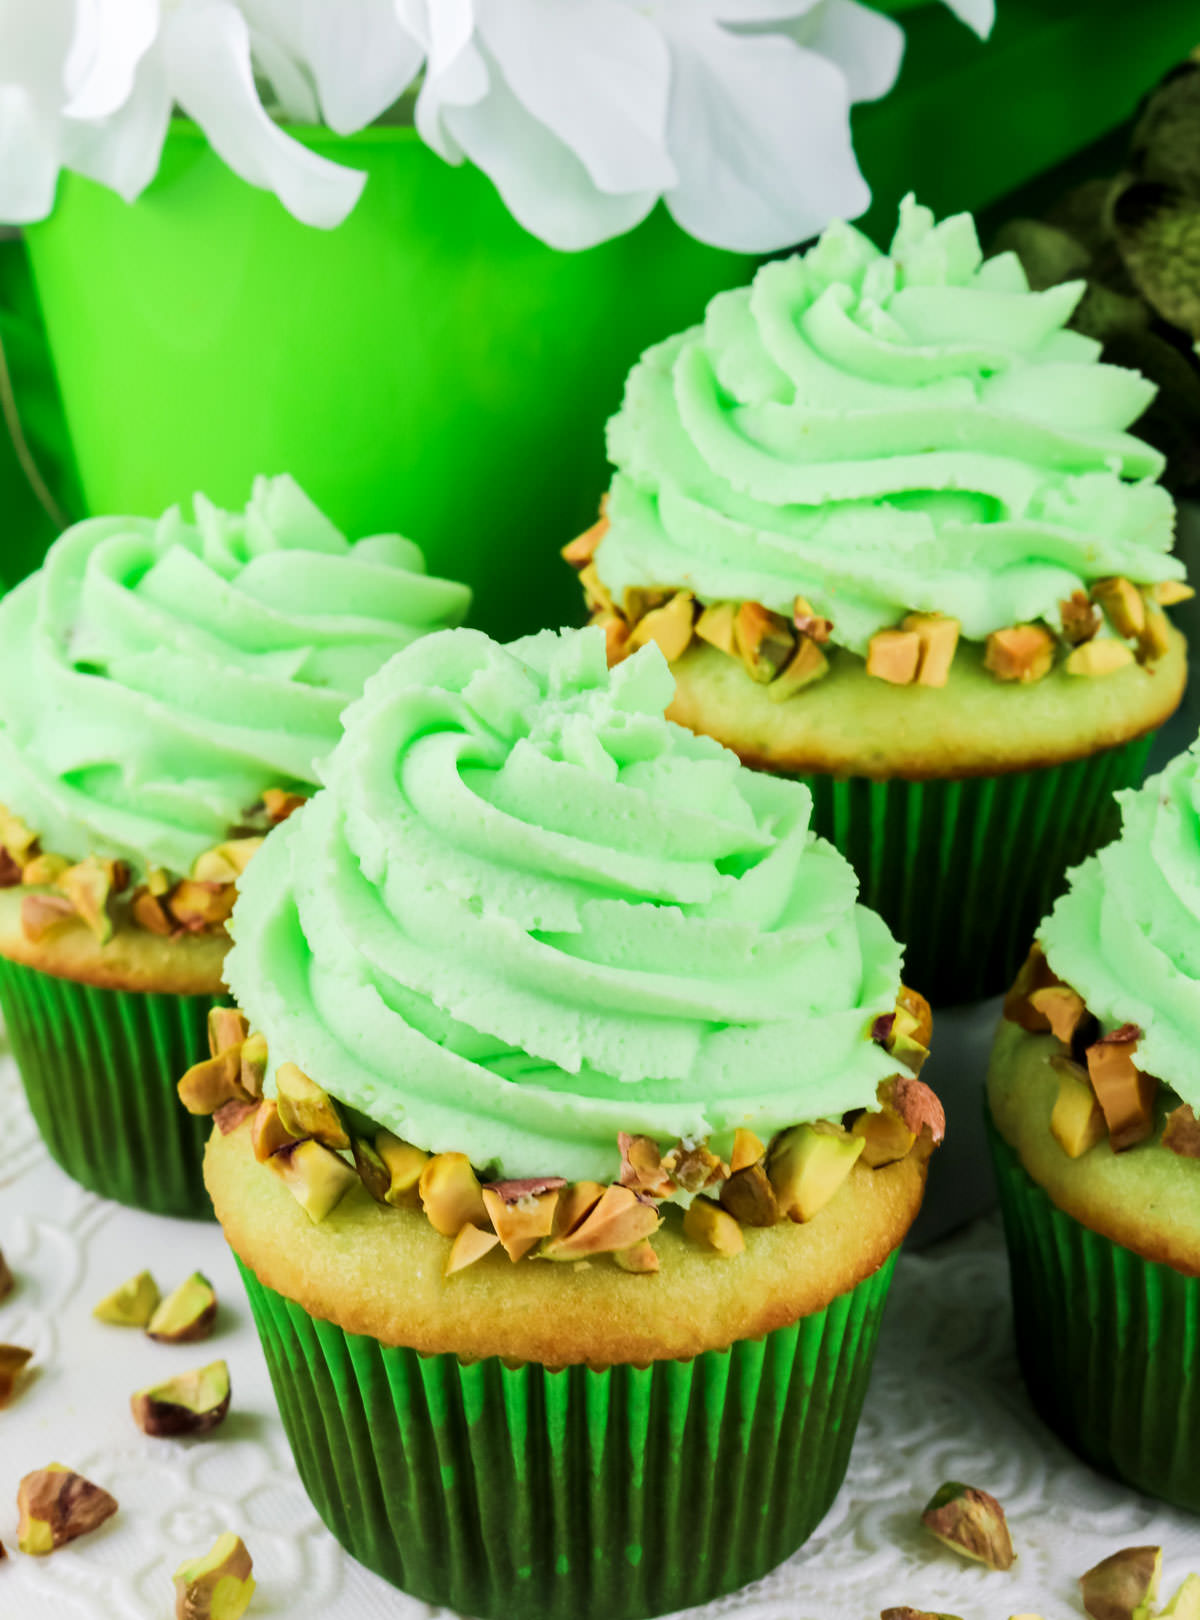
1041,734,1200,1108
596,195,1183,655
0,475,470,877
225,626,903,1180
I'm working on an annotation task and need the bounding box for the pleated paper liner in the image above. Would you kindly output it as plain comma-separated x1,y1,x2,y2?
237,1251,898,1620
801,732,1154,1007
987,1110,1200,1512
0,953,221,1219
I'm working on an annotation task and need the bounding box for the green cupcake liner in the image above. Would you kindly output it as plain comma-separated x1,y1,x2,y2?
0,953,221,1219
237,1250,898,1620
801,733,1154,1006
987,1110,1200,1512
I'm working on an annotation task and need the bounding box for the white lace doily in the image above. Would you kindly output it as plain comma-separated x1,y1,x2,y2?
2,1037,1198,1620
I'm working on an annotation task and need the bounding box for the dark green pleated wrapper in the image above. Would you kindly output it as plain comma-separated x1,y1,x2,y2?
0,953,220,1218
988,1112,1200,1512
237,1251,897,1620
800,733,1154,1006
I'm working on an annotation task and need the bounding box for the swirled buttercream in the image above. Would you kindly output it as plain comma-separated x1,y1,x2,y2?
224,626,903,1179
0,475,471,876
1041,734,1200,1107
595,196,1183,655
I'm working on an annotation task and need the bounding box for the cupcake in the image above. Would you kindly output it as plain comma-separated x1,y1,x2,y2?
197,625,943,1620
0,475,470,1216
565,195,1190,1004
988,733,1200,1510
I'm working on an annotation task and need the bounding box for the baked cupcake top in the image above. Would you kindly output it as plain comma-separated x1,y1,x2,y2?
224,625,908,1183
572,196,1188,697
0,476,471,880
1040,735,1200,1108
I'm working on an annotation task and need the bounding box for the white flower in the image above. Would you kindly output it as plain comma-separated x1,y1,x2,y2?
0,0,994,246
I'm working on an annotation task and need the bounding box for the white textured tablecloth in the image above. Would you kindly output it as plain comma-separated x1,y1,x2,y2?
1,1036,1198,1620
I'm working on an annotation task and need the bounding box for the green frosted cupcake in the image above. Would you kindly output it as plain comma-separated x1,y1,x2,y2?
199,625,943,1620
988,731,1200,1510
0,475,470,1216
566,196,1190,1004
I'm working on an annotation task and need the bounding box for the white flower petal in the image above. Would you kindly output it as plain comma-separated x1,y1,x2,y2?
443,40,656,250
164,0,366,229
241,0,423,133
473,0,674,195
244,25,321,123
782,0,903,105
940,0,994,38
63,0,160,122
60,39,170,202
0,86,60,223
661,20,868,252
414,28,489,163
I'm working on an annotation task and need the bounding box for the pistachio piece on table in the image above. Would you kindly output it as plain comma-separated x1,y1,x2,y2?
0,1246,12,1302
93,1270,160,1327
147,1273,217,1344
1079,1546,1162,1620
132,1361,231,1438
173,1532,255,1620
0,1344,33,1407
920,1481,1015,1570
17,1465,118,1554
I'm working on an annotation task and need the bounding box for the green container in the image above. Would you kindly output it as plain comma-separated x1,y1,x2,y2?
801,733,1154,1007
21,129,753,641
988,1111,1200,1512
237,1251,898,1620
0,954,220,1219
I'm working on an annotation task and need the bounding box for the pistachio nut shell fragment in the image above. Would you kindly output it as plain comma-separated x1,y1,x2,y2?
17,1465,118,1554
173,1531,255,1620
0,1343,33,1407
132,1360,231,1438
274,1062,350,1151
1079,1545,1162,1620
920,1481,1015,1570
147,1273,218,1344
93,1270,160,1327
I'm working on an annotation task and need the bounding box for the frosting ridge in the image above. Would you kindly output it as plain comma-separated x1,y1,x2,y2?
225,626,902,1180
596,196,1182,655
0,475,470,875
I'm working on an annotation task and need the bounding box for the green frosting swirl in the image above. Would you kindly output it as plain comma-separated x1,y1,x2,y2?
224,626,902,1180
1041,735,1200,1107
597,196,1183,655
0,476,470,876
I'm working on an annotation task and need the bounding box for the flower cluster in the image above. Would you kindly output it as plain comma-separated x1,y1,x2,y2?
1,0,991,249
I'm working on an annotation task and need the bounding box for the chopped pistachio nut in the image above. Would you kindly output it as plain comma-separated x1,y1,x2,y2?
579,562,614,617
252,1099,299,1163
131,1360,231,1438
21,851,69,887
1085,1025,1156,1150
147,1273,218,1344
59,856,127,943
542,1184,660,1260
1060,590,1101,645
866,628,921,685
93,1270,160,1327
419,1153,488,1237
168,879,237,933
553,1181,606,1239
213,1098,257,1136
1065,638,1136,677
920,1481,1015,1570
270,1140,359,1223
1004,943,1063,1032
1092,576,1146,639
1049,1057,1108,1159
734,601,795,682
628,591,695,661
561,514,609,569
768,636,829,700
0,846,22,886
661,1140,726,1193
239,1032,268,1097
445,1224,501,1277
0,805,38,861
694,601,738,657
885,1075,945,1147
173,1532,255,1620
131,888,173,935
208,1007,249,1058
1163,1104,1200,1158
274,1061,350,1150
622,585,673,625
481,1181,564,1261
901,613,961,687
984,624,1055,683
793,596,833,644
1153,580,1195,606
618,1132,673,1198
17,1466,118,1554
852,1104,916,1169
1079,1546,1162,1620
178,1047,252,1116
880,1611,964,1620
1029,983,1087,1045
682,1198,744,1255
1137,599,1172,663
599,613,631,666
0,1247,12,1302
1160,1574,1200,1619
769,1123,864,1222
719,1163,780,1226
20,892,76,942
729,1129,765,1173
0,1344,33,1407
614,1239,659,1274
261,787,306,825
